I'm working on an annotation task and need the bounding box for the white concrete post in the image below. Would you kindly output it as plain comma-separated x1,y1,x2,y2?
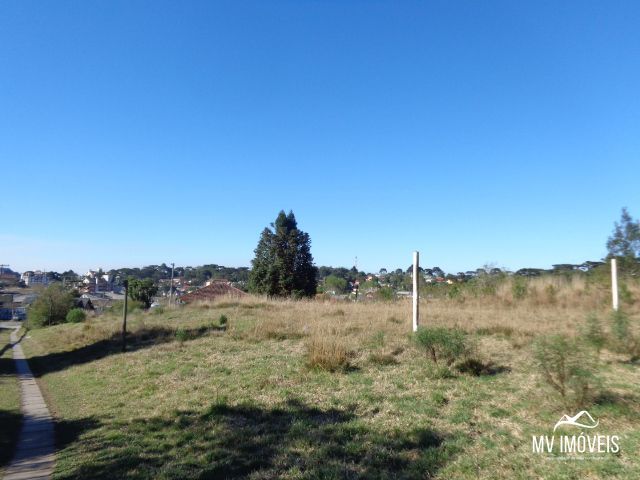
611,258,619,311
412,251,419,332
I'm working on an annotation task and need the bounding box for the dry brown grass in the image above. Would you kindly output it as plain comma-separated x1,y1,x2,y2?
305,333,351,371
26,276,638,366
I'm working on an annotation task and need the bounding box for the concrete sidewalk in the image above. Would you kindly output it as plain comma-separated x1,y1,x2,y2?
2,326,55,480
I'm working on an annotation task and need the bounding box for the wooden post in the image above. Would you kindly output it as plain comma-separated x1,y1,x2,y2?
122,280,129,352
413,251,419,332
611,258,619,311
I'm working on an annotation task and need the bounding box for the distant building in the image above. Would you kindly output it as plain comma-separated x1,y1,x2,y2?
20,271,49,286
81,269,115,293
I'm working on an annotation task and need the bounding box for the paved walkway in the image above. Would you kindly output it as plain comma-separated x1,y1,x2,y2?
1,326,55,480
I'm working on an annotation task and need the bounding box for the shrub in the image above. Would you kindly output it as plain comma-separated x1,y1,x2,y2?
65,308,86,323
377,287,396,302
219,314,228,326
582,313,605,354
533,334,599,406
27,284,75,328
414,327,472,366
610,310,640,362
152,306,165,315
512,279,527,300
306,335,350,372
446,285,462,300
175,328,189,343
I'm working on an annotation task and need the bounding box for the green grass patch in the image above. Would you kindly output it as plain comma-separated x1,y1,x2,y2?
0,329,21,471
15,302,640,479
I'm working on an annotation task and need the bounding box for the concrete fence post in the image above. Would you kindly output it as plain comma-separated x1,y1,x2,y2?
611,258,619,311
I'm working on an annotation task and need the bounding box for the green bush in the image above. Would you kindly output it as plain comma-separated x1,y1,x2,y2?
27,284,75,328
219,314,228,326
175,328,189,343
377,287,396,302
511,279,527,300
65,308,86,323
610,310,640,362
414,327,472,366
446,285,462,300
533,334,599,407
582,313,606,354
127,278,159,309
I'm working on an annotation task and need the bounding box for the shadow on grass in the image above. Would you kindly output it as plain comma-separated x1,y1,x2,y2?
27,325,219,378
455,358,511,376
0,329,26,358
593,390,640,417
0,409,21,468
0,336,21,469
54,399,460,480
0,412,100,471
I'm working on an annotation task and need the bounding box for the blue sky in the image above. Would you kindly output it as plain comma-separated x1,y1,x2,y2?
1,1,639,274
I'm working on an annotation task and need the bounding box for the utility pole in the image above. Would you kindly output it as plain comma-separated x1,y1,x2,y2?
412,251,420,332
169,262,175,307
122,280,129,352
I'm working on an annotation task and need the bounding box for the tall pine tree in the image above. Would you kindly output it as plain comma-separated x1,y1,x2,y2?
249,211,318,297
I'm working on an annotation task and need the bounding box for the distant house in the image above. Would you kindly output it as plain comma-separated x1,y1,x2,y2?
179,280,247,304
81,270,116,293
74,297,94,310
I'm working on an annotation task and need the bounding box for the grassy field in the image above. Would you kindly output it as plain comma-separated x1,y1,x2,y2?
0,328,22,474
17,280,640,479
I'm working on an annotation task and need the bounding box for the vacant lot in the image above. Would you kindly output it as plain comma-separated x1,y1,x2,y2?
18,283,640,479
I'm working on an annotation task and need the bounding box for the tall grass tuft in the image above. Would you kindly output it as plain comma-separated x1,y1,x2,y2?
305,334,350,372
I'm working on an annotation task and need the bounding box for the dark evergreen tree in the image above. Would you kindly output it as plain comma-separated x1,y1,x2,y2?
248,211,318,297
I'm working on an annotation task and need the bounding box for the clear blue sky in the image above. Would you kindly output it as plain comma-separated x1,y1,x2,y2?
1,1,639,274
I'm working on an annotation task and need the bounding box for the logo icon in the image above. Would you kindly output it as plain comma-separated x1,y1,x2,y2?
553,411,599,432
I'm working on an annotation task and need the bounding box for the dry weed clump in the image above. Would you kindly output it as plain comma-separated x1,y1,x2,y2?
305,334,351,371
